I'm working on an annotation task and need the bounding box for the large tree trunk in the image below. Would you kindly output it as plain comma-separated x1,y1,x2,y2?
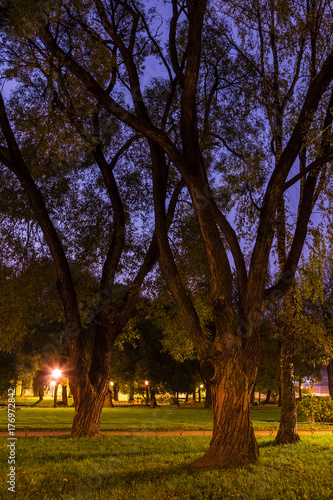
275,336,300,444
194,354,258,468
71,379,108,436
327,361,333,398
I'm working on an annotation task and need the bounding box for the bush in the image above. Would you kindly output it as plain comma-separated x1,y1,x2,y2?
297,395,333,422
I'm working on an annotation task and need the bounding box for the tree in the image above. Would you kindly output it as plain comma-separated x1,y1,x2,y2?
1,0,333,466
0,91,183,434
298,230,333,397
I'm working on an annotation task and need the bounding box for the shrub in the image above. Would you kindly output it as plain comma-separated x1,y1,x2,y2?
297,395,333,422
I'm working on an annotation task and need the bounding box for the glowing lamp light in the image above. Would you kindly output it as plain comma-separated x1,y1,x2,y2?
145,380,149,386
52,369,62,379
110,381,114,387
50,381,56,387
200,384,204,389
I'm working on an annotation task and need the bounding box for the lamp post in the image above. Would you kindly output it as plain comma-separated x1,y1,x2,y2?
145,380,149,405
109,381,114,408
199,384,204,404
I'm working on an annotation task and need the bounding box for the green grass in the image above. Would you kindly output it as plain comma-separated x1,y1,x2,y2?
1,405,330,432
0,434,332,499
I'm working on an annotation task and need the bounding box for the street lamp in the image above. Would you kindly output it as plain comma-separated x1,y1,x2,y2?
145,380,149,405
51,369,62,407
52,369,62,380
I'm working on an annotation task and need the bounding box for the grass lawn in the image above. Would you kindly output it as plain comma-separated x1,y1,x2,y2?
0,434,332,499
1,405,328,432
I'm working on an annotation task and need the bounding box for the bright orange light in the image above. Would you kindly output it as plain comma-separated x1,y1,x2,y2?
52,369,62,379
145,380,149,386
50,381,56,387
110,381,114,387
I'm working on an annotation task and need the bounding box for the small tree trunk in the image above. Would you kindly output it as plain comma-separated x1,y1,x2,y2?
150,389,157,408
38,387,44,402
265,389,271,404
194,357,258,468
53,383,59,408
193,390,196,401
278,386,281,407
185,392,189,403
20,384,24,397
204,384,211,408
128,387,135,403
62,384,68,406
275,337,300,444
327,361,333,399
258,389,261,406
113,386,119,402
298,377,302,401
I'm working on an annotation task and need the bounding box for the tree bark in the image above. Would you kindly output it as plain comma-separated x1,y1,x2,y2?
194,356,258,468
298,377,302,401
327,361,333,398
250,384,255,405
275,335,300,444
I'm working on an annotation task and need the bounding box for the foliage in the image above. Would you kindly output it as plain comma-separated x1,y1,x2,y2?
0,350,17,398
297,395,333,423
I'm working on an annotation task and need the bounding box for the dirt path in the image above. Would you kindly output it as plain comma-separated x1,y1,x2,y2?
1,429,332,437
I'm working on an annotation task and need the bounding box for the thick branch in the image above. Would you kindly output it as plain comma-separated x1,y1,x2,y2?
0,94,83,343
283,151,333,191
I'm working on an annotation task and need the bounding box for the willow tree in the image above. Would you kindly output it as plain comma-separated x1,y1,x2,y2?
0,36,183,435
2,0,333,466
226,0,333,444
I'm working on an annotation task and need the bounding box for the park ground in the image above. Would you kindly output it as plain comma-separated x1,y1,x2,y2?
0,404,332,499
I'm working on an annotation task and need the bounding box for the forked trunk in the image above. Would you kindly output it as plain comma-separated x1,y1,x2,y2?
327,361,333,399
275,337,300,444
194,357,258,468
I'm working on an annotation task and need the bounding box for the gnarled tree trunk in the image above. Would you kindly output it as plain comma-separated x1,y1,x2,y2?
194,345,259,468
71,382,108,436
